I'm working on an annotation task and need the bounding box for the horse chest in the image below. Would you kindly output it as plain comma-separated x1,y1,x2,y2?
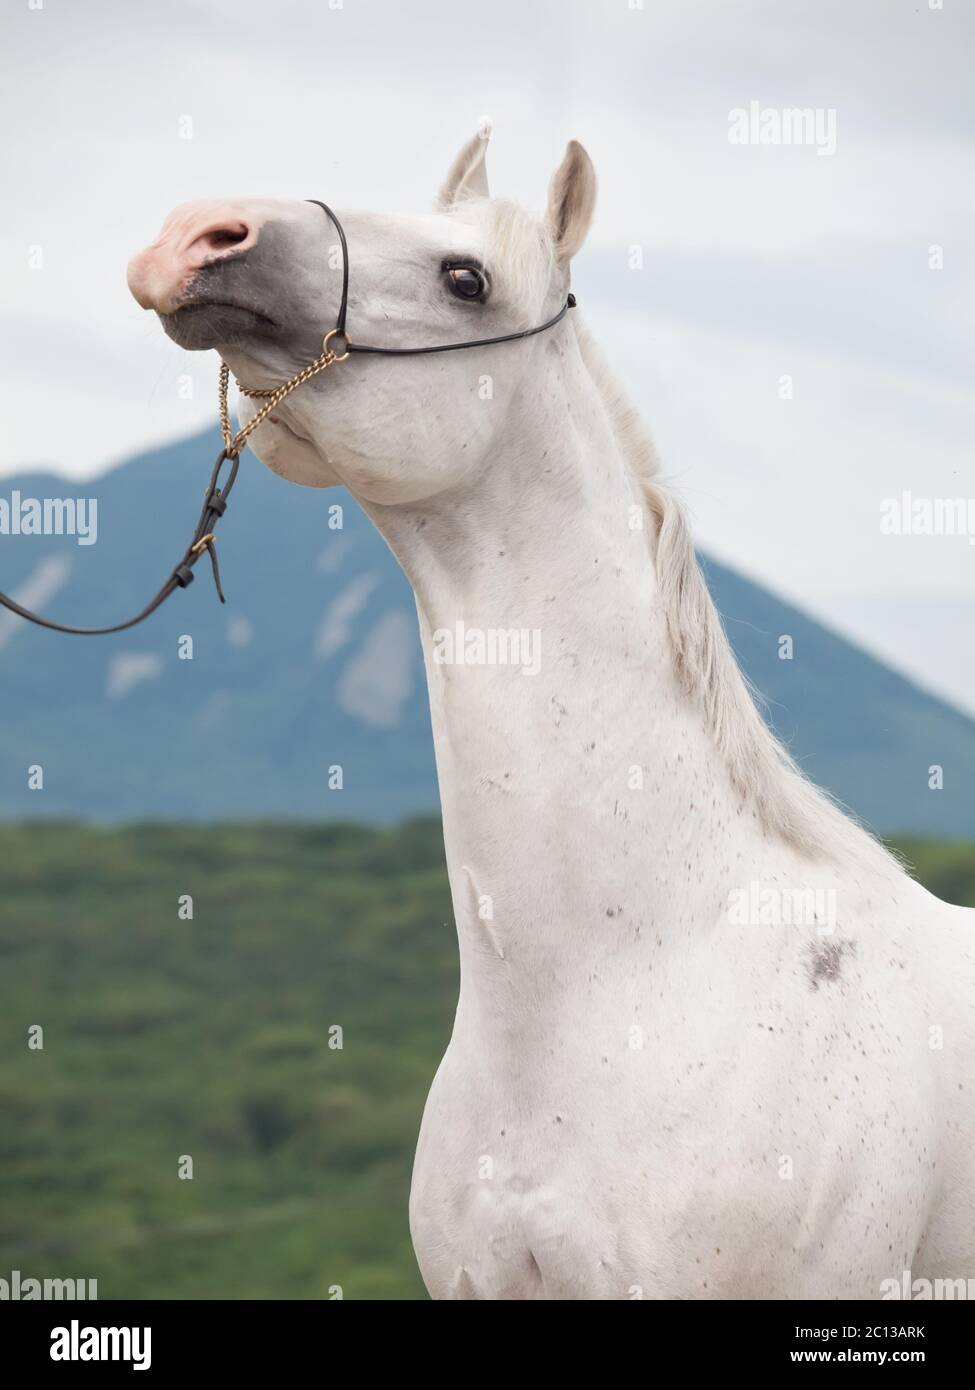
409,1049,707,1300
408,954,943,1300
409,1114,767,1300
410,1159,626,1300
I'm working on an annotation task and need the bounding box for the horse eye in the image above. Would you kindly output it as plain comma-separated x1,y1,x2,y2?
445,265,488,301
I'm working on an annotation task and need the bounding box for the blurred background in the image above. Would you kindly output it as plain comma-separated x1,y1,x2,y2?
0,0,972,1297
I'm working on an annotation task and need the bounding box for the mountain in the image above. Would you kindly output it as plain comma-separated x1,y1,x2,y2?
1,428,972,834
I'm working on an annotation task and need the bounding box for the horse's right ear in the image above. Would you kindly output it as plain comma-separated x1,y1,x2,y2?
547,140,597,264
437,127,491,208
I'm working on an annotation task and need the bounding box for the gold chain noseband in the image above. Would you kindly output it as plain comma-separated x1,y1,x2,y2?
219,329,350,453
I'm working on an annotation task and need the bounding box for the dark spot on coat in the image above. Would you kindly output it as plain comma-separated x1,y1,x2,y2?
807,938,856,990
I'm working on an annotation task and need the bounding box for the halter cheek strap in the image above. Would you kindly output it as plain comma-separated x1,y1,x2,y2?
304,200,575,358
344,295,575,355
0,198,576,636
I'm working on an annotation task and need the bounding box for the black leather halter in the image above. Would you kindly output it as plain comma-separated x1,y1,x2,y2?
306,201,575,358
0,200,575,636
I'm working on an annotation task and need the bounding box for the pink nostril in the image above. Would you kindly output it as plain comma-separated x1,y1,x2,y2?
186,219,252,268
127,201,268,312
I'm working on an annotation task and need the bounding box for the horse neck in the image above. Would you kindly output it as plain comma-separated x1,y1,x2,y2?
362,336,771,1001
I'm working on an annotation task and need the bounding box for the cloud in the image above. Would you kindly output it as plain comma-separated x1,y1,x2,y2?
227,614,254,649
0,556,72,651
337,610,415,729
105,652,163,700
314,573,380,661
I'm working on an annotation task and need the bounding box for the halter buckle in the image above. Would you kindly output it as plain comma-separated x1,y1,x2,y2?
322,328,350,362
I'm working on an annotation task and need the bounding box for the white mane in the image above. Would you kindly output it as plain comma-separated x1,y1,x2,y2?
572,319,897,873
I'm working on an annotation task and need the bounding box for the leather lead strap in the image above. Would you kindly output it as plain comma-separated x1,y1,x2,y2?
0,448,239,635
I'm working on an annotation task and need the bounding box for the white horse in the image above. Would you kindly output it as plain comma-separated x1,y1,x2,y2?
128,132,974,1300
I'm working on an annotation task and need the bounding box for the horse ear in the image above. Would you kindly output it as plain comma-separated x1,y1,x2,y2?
546,140,597,264
437,128,491,208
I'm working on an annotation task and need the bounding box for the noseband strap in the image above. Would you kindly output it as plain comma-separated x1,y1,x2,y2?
306,201,352,341
0,199,575,636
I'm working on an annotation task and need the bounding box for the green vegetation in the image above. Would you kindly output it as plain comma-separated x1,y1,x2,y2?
0,819,453,1300
893,837,975,911
0,820,971,1300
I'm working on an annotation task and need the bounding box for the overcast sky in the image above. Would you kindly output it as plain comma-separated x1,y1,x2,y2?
1,0,972,711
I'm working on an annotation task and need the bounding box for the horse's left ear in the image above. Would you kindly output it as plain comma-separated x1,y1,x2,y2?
438,128,491,208
547,140,597,264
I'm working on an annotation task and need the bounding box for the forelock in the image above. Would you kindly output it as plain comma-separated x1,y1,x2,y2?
447,197,556,324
